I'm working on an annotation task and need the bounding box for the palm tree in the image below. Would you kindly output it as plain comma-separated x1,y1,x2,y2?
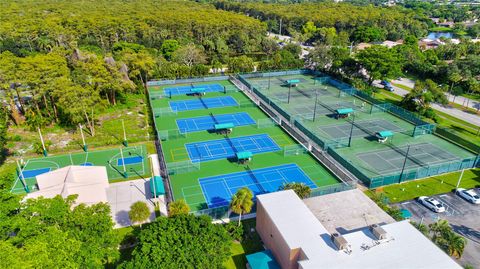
429,219,451,243
281,182,311,199
446,232,466,259
230,187,253,226
169,199,190,217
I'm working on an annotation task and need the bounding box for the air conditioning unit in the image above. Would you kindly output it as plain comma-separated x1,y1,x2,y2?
331,233,349,251
370,224,387,240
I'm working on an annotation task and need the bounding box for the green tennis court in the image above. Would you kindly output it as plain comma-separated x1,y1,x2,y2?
242,71,477,187
148,78,341,211
12,145,148,194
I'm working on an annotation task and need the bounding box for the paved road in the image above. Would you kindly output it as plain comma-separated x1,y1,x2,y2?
267,32,313,58
377,79,480,126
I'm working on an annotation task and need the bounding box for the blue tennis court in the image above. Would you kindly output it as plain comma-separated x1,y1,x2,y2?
176,112,255,133
199,163,317,208
185,134,280,163
170,96,238,112
164,83,224,96
117,156,143,166
20,168,51,178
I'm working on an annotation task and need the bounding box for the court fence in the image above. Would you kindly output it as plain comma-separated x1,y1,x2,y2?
153,107,177,118
257,118,279,129
157,129,186,141
147,75,229,87
283,144,308,156
435,127,480,154
166,160,200,175
191,181,355,220
236,70,480,188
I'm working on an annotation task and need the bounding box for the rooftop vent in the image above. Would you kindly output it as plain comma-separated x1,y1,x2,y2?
331,233,349,251
370,224,387,240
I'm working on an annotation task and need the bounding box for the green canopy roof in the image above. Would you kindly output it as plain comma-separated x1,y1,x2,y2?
286,79,300,84
190,87,206,93
150,176,165,197
236,151,252,160
214,123,234,130
246,250,280,269
377,130,394,138
336,108,354,114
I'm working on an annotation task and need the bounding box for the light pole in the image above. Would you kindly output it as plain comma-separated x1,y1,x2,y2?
287,84,292,104
313,89,319,121
399,145,411,183
348,113,356,147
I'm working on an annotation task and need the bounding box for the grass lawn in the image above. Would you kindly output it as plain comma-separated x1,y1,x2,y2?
371,168,480,203
7,93,153,157
429,26,453,32
224,218,264,269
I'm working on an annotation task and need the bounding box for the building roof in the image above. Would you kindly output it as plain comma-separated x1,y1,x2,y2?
246,250,280,269
26,165,109,206
257,190,462,269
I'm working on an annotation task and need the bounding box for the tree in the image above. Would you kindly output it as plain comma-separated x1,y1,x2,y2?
168,199,190,217
227,56,254,73
0,192,119,268
352,26,385,43
120,214,231,268
281,182,311,199
129,201,150,227
0,106,8,164
401,79,447,116
429,220,466,259
356,45,403,84
230,187,253,226
160,39,180,60
172,44,206,68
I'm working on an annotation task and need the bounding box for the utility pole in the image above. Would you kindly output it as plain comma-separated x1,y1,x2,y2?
348,113,355,147
313,89,319,121
279,18,282,36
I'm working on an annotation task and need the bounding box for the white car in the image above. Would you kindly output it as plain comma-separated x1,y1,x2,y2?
456,188,480,204
417,196,445,213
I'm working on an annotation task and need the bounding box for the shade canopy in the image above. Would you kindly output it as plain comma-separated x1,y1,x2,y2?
377,130,394,138
190,87,206,93
336,108,354,115
150,176,165,197
214,123,234,130
236,151,252,160
286,79,300,84
246,250,280,269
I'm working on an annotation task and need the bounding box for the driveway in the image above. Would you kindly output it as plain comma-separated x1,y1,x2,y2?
106,179,157,228
394,190,480,268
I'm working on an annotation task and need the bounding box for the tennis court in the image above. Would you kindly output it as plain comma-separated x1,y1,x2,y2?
357,143,461,174
320,119,405,139
12,145,148,194
176,112,255,134
169,96,238,112
164,83,224,96
198,163,317,208
185,134,280,163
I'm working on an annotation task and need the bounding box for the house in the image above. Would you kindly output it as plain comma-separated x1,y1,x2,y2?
253,190,461,269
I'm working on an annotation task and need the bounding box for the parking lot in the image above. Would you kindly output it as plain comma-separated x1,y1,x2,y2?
394,189,480,268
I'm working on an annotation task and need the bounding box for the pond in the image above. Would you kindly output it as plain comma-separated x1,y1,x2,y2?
427,32,454,39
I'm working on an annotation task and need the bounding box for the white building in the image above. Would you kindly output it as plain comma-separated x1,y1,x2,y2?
255,190,462,269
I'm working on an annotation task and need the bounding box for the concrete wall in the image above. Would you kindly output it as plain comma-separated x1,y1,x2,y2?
256,200,300,269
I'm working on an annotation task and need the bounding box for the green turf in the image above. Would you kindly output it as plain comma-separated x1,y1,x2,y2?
245,74,476,182
12,144,149,194
149,80,339,211
369,168,480,203
224,218,263,269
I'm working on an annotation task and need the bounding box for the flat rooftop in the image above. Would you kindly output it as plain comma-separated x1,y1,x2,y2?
304,189,395,234
257,190,461,269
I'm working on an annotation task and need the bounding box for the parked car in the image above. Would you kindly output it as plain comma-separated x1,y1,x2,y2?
417,196,446,213
456,188,480,204
385,85,394,92
380,80,390,86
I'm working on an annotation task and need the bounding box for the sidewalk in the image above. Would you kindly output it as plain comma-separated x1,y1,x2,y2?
385,79,480,127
